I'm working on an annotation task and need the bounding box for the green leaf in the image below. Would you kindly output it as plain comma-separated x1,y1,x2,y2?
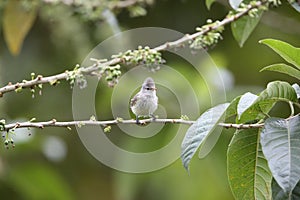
260,63,300,80
258,81,297,103
3,0,37,55
237,92,258,120
181,103,229,172
260,115,300,193
239,81,297,123
205,0,216,10
260,39,300,69
272,179,300,200
228,129,272,200
231,11,263,47
229,0,243,9
292,83,300,99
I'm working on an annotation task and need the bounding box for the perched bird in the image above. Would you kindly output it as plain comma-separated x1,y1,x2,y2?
130,77,158,124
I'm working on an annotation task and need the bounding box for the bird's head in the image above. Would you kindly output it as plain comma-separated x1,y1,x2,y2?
141,77,157,93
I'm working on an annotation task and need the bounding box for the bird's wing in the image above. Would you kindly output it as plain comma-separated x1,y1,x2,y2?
130,94,138,107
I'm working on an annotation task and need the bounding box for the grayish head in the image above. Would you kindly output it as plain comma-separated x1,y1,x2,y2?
142,77,156,92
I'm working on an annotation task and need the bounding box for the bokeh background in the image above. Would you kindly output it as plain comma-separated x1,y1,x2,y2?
0,0,299,199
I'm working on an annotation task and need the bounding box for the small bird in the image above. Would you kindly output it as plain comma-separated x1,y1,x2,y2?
130,77,158,124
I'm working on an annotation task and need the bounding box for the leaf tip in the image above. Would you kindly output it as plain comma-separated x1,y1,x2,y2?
259,38,275,45
259,67,266,72
258,39,267,44
238,41,245,48
183,164,190,175
181,154,190,173
205,0,215,10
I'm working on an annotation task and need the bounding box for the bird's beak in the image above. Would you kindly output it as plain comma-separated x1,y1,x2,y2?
152,87,157,91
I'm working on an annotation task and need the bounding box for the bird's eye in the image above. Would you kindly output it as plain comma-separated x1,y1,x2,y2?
146,87,150,90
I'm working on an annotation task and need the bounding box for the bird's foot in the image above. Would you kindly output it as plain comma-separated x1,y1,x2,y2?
136,118,147,126
135,116,140,124
150,114,157,121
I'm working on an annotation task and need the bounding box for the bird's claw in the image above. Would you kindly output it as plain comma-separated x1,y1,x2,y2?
150,114,156,121
135,116,141,124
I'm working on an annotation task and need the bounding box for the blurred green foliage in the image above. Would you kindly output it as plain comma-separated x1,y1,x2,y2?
0,0,299,199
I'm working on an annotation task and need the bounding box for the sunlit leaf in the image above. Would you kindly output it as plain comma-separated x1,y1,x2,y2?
229,0,243,9
272,179,300,200
181,103,229,172
237,92,258,120
228,129,272,200
260,63,300,80
290,1,300,13
292,83,300,99
239,81,297,123
3,0,37,55
260,39,300,69
231,11,263,47
261,115,300,193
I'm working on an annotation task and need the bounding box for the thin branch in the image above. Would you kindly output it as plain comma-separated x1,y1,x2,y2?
0,0,267,97
1,118,265,132
153,1,265,52
3,118,195,131
0,71,73,97
218,122,264,129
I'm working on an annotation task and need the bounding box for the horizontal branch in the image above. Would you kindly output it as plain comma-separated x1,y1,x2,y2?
218,122,264,129
3,118,195,131
0,0,267,97
1,118,264,132
0,71,74,97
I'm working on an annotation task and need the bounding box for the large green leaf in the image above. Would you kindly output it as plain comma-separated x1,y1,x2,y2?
239,81,297,123
181,103,229,172
260,39,300,70
261,115,300,193
272,179,300,200
228,129,272,200
231,10,263,47
258,81,297,102
3,0,37,55
260,63,300,80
